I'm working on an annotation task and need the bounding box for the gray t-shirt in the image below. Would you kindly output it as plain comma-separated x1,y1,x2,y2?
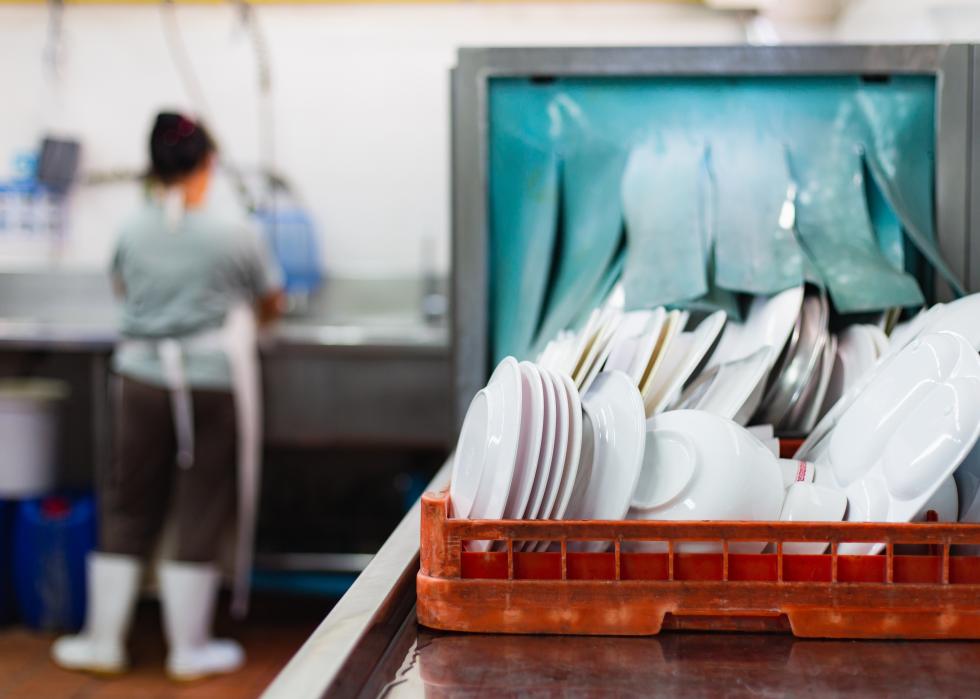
111,201,282,389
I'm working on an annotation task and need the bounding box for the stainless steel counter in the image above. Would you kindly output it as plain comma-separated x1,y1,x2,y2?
0,271,453,457
0,271,448,354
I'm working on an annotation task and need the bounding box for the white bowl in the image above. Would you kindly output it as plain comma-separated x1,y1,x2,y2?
628,410,784,553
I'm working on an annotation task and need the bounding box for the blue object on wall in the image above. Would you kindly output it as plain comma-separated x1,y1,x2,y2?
254,203,323,295
486,75,958,363
13,494,96,631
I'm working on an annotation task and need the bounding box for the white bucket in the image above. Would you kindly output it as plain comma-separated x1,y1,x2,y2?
0,379,69,497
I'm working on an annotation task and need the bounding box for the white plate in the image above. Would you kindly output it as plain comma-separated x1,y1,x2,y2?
865,325,890,358
639,310,686,412
706,286,804,370
546,371,584,524
813,332,980,555
501,362,544,521
457,357,522,523
564,371,645,552
643,310,727,416
627,309,668,385
577,314,622,394
799,299,980,461
522,364,557,521
672,346,774,422
917,293,980,351
604,309,664,375
533,368,569,522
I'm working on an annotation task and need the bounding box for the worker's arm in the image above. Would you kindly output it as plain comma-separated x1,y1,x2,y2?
257,289,285,326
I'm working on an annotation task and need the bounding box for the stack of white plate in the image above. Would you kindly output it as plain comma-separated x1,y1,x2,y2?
538,297,727,419
451,357,645,552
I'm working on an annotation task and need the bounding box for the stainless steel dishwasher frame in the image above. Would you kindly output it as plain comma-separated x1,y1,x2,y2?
452,44,978,432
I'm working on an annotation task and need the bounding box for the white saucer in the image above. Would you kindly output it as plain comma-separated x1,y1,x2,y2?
813,332,980,555
565,371,645,552
455,357,522,523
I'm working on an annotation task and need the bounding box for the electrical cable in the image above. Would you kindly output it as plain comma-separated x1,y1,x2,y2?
159,0,255,211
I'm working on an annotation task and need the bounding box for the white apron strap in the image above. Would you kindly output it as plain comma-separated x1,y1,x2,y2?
222,304,262,619
157,339,195,469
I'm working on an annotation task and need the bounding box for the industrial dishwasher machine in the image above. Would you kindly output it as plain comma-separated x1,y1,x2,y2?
264,44,980,698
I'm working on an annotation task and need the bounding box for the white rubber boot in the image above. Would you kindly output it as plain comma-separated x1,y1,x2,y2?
159,560,245,681
51,552,142,674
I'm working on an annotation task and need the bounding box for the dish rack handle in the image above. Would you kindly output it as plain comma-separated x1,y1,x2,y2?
421,494,461,579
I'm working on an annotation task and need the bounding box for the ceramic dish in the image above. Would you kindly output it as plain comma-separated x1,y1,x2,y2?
605,309,664,376
449,357,522,519
627,310,668,385
501,362,544,522
813,332,980,555
799,298,980,461
564,371,645,552
672,346,774,423
578,314,623,394
450,357,522,521
755,292,828,427
628,410,784,553
522,364,557,521
643,310,727,416
706,285,804,370
545,371,584,523
781,332,836,435
779,482,848,555
530,368,570,523
639,310,687,414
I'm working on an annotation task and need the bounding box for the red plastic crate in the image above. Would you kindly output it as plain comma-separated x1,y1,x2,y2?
417,491,980,639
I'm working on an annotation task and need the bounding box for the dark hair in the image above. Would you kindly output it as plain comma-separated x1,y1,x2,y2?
148,112,215,185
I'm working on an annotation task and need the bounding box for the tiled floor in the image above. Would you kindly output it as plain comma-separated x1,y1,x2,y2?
0,593,330,699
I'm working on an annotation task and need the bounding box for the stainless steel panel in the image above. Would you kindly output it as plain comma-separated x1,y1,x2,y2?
261,461,451,699
262,353,451,448
936,44,973,300
972,46,980,292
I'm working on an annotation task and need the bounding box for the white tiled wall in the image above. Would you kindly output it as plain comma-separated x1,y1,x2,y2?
0,1,975,276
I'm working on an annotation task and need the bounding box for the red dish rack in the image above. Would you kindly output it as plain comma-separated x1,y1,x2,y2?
417,490,980,639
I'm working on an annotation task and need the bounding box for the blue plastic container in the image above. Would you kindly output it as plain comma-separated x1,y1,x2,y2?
13,494,96,631
0,500,10,624
254,204,323,294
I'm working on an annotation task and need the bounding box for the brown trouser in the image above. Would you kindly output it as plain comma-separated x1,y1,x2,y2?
99,376,236,563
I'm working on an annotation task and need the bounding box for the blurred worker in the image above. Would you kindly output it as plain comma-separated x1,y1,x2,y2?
52,112,283,680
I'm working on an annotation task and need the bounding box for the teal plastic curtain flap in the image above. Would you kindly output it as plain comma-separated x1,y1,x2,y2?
489,132,560,361
533,142,630,354
795,148,924,312
622,141,708,310
570,243,627,332
864,155,905,271
487,76,940,361
712,137,803,294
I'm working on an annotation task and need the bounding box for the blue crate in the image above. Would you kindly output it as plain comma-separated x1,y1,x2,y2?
13,494,96,631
